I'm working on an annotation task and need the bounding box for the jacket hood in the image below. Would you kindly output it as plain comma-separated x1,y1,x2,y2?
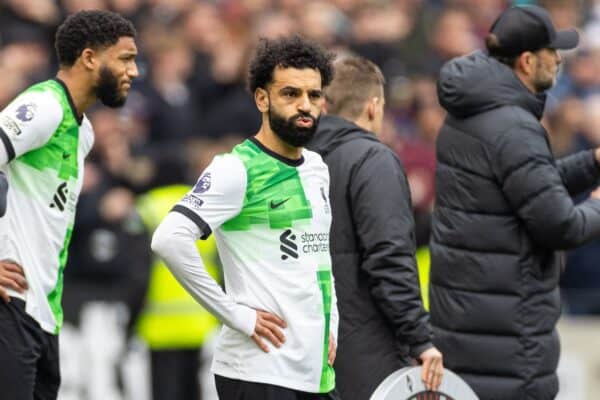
309,114,379,157
437,50,546,119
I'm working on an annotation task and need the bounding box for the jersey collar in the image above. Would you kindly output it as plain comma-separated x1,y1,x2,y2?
53,78,83,126
249,137,305,167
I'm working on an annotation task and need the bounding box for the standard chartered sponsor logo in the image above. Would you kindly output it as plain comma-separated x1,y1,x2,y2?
300,232,329,254
280,229,298,260
280,229,329,260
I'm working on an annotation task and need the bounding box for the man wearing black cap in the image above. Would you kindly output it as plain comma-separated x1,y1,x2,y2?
430,5,600,400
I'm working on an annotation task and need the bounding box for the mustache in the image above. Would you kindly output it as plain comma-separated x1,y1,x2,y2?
291,112,316,122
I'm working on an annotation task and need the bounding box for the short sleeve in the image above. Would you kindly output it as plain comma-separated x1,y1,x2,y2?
172,154,247,239
0,90,63,165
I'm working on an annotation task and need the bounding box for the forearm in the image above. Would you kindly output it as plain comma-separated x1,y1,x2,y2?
151,212,256,335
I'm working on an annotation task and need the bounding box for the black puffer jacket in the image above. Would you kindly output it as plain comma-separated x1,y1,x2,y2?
431,50,600,400
308,115,432,400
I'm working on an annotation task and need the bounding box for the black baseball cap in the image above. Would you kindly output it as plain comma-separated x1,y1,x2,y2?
488,5,579,57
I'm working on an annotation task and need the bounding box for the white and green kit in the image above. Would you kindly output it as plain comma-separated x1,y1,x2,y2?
155,138,338,393
0,79,94,334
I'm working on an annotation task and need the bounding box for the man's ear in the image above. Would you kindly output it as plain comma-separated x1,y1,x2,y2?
517,51,535,76
255,88,269,113
366,97,379,121
80,48,97,71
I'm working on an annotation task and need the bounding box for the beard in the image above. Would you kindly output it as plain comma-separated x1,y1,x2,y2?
532,76,554,93
268,106,319,148
95,65,127,108
532,66,556,93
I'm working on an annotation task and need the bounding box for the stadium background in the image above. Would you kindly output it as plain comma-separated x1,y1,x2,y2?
2,0,600,398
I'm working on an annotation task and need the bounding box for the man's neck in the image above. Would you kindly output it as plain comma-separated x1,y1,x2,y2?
56,69,96,117
254,125,303,160
352,114,373,133
514,69,538,94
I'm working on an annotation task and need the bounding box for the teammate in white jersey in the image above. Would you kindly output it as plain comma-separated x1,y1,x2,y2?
152,36,340,399
0,10,138,400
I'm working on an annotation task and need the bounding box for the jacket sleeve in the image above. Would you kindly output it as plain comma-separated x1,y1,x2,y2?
556,150,600,196
349,144,432,357
493,123,600,250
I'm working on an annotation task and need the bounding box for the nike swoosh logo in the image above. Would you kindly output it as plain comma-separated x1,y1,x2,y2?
270,198,290,209
62,153,70,159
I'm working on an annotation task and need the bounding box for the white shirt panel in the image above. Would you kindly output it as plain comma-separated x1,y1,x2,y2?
0,91,63,165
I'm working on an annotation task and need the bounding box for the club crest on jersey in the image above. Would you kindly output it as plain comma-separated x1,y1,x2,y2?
15,103,37,122
193,172,211,193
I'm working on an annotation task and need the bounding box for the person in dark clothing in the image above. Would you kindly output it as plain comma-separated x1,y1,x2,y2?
63,182,151,334
430,6,600,400
307,56,443,400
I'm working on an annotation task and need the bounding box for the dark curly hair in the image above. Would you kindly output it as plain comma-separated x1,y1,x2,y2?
248,35,335,93
55,10,136,67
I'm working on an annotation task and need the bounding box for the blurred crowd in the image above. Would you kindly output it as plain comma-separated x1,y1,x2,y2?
3,0,600,370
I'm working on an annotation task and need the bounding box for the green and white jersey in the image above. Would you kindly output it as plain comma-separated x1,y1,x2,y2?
173,138,338,393
0,79,94,334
